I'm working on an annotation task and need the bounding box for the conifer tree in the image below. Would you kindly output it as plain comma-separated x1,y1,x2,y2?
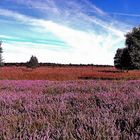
27,55,39,68
0,41,4,67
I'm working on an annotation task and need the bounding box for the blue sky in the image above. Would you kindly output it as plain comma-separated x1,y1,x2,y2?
0,0,140,64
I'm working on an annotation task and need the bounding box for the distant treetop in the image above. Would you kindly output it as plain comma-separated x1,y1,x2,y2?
26,55,39,68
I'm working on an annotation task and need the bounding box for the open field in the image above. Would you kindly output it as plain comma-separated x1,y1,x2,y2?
0,66,140,139
0,80,140,139
0,66,140,80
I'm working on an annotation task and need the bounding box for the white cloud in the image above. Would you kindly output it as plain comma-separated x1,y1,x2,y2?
109,12,140,17
0,0,131,64
2,20,115,64
4,41,113,64
0,35,12,39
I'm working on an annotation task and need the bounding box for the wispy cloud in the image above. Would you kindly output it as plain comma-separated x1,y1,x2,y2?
4,0,128,32
0,35,15,39
110,12,140,17
0,8,38,25
0,0,132,64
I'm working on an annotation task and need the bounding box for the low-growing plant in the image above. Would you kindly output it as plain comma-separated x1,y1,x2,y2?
0,80,140,139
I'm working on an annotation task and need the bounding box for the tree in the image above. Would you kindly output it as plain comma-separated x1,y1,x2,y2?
114,48,132,70
27,55,39,68
114,26,140,70
121,48,133,70
125,27,140,69
0,41,4,67
114,48,124,69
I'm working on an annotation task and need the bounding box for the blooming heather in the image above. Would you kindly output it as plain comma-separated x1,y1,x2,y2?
0,80,140,139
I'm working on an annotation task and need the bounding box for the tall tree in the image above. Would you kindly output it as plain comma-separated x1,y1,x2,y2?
125,27,140,69
114,26,140,70
114,48,123,69
0,41,4,67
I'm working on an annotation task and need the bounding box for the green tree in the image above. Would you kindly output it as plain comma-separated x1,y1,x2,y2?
27,55,39,68
114,48,132,70
0,41,4,67
114,26,140,70
125,27,140,69
114,48,123,69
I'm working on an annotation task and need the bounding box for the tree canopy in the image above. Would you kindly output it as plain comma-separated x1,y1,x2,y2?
114,26,140,70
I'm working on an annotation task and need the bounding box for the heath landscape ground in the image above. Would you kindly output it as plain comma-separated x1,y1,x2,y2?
0,66,140,80
0,66,140,139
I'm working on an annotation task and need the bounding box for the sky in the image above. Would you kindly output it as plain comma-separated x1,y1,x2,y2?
0,0,140,65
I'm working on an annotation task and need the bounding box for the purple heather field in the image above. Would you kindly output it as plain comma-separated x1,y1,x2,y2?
0,80,140,140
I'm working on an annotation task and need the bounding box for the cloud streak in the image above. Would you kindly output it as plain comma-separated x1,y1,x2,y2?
0,0,132,64
110,12,140,17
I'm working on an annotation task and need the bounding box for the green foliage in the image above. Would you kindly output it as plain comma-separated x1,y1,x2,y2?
27,55,39,68
114,48,123,69
0,41,4,67
125,27,140,69
114,48,132,70
114,26,140,70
